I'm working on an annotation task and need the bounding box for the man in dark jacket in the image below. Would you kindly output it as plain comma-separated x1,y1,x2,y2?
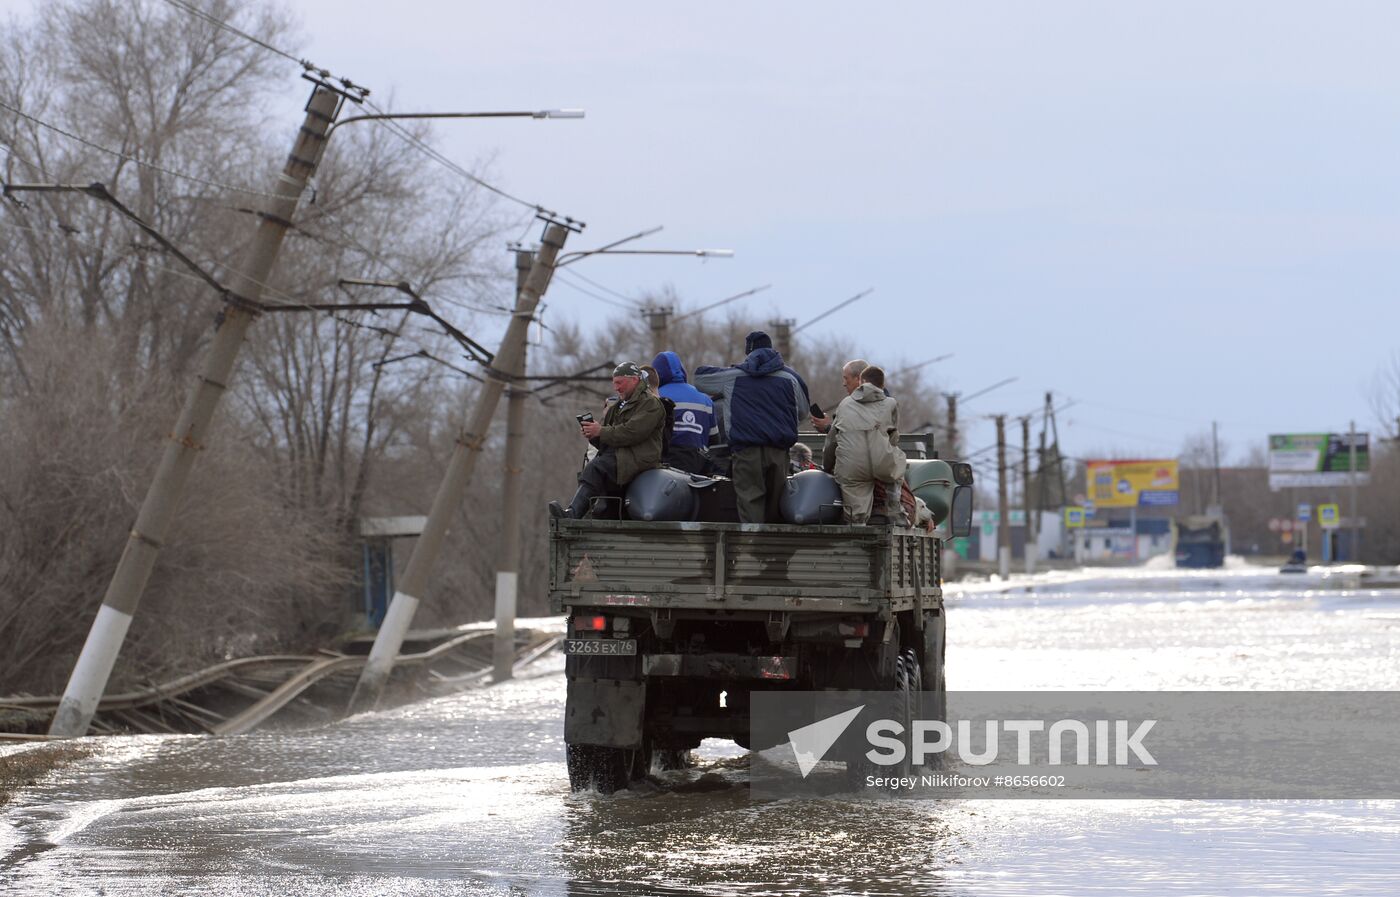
652,350,717,475
549,362,666,519
693,331,810,523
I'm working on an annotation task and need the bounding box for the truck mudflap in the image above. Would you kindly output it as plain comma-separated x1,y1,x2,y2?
564,678,645,749
641,653,797,680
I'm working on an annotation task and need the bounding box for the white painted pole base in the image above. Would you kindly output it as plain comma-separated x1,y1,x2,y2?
998,546,1011,579
349,590,419,712
49,604,134,737
1024,544,1039,575
493,571,518,683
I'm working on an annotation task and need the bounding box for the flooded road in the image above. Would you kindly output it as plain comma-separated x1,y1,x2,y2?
4,564,1400,895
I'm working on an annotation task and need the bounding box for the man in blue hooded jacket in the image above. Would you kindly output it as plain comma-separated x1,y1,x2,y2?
693,331,810,523
651,351,717,475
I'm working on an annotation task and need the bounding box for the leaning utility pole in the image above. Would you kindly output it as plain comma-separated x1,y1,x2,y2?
1037,414,1048,514
351,222,569,711
1021,415,1036,574
944,393,959,458
994,414,1010,579
1047,392,1067,510
1349,420,1360,562
48,84,345,738
493,250,535,682
643,305,673,357
769,318,796,359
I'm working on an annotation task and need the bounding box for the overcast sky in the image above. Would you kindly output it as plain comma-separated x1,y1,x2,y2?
21,1,1400,466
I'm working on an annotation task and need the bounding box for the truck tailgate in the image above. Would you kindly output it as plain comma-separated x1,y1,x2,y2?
549,519,940,613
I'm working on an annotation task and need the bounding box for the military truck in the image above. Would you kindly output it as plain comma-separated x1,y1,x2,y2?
549,434,974,793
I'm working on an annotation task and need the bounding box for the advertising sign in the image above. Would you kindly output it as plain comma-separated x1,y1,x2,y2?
1085,459,1180,508
1268,433,1370,490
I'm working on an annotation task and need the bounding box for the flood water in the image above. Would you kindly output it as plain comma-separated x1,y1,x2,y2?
4,564,1400,895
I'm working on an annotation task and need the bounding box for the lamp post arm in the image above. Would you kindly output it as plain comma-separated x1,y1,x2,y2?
327,109,584,138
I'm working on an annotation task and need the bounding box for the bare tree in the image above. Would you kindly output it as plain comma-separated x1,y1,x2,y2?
0,0,511,692
1369,350,1400,439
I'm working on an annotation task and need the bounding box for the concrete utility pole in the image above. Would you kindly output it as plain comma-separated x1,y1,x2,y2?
493,250,535,682
1211,420,1222,510
48,84,344,738
1349,420,1360,562
1048,391,1067,514
643,305,673,357
944,393,959,458
1021,415,1036,574
351,223,569,711
994,414,1010,579
769,318,796,359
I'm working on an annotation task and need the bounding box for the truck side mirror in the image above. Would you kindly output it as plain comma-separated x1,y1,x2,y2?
950,485,973,538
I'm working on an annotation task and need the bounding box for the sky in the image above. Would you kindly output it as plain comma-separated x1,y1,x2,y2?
15,1,1400,466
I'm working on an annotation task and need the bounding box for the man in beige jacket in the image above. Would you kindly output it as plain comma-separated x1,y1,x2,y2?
821,365,908,525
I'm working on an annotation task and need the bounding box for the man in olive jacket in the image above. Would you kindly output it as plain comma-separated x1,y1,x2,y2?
549,362,666,519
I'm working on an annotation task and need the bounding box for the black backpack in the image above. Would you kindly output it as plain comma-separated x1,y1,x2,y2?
659,396,676,457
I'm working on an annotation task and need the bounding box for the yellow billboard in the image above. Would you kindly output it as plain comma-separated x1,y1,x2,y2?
1085,459,1180,508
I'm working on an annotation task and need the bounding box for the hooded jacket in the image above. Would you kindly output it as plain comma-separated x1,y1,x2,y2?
693,348,810,451
822,383,907,483
651,351,717,450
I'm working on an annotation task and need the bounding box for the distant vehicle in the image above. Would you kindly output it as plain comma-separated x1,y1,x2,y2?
549,433,974,793
1174,516,1227,568
1280,548,1308,574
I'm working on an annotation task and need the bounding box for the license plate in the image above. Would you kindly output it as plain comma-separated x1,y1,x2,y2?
565,638,638,656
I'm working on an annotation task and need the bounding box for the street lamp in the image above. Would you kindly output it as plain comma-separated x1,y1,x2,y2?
326,108,585,137
556,247,735,268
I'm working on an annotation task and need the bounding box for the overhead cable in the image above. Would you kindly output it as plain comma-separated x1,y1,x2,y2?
0,99,286,200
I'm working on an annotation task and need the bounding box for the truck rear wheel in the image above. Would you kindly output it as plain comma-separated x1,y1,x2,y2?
894,649,921,775
654,748,693,771
566,743,647,794
922,612,947,723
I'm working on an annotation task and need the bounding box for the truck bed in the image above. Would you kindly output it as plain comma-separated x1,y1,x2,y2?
549,518,941,615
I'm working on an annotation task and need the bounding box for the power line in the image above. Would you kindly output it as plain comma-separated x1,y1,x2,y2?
160,0,306,67
156,0,550,218
552,269,634,310
560,268,640,305
1062,419,1181,449
3,186,505,366
358,96,550,218
0,99,285,200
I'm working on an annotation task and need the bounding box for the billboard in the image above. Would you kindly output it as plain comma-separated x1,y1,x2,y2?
1085,459,1180,508
1267,433,1369,490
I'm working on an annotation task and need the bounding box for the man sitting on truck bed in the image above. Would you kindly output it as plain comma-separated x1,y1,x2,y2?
651,350,717,475
822,364,908,525
549,362,667,519
693,331,810,524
